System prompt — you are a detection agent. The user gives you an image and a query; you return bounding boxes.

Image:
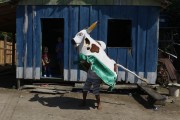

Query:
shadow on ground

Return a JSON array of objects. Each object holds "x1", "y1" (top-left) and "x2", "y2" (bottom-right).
[
  {"x1": 29, "y1": 94, "x2": 97, "y2": 110},
  {"x1": 29, "y1": 88, "x2": 154, "y2": 110},
  {"x1": 132, "y1": 93, "x2": 154, "y2": 109}
]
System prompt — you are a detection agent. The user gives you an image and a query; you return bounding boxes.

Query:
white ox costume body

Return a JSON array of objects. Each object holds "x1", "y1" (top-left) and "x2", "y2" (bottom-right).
[{"x1": 72, "y1": 21, "x2": 118, "y2": 88}]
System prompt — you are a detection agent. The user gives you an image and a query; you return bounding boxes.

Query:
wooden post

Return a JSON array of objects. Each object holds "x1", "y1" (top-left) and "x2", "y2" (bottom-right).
[
  {"x1": 168, "y1": 83, "x2": 180, "y2": 97},
  {"x1": 12, "y1": 33, "x2": 15, "y2": 67},
  {"x1": 4, "y1": 33, "x2": 7, "y2": 65},
  {"x1": 169, "y1": 87, "x2": 179, "y2": 97},
  {"x1": 16, "y1": 79, "x2": 21, "y2": 90}
]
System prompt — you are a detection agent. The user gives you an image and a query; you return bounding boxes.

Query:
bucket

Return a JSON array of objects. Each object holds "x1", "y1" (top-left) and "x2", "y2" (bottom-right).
[{"x1": 169, "y1": 86, "x2": 180, "y2": 97}]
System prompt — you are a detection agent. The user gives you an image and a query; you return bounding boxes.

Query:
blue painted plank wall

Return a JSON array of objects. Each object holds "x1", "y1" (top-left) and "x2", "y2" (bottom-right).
[
  {"x1": 16, "y1": 6, "x2": 24, "y2": 78},
  {"x1": 136, "y1": 6, "x2": 148, "y2": 83},
  {"x1": 16, "y1": 5, "x2": 159, "y2": 84},
  {"x1": 69, "y1": 6, "x2": 79, "y2": 81}
]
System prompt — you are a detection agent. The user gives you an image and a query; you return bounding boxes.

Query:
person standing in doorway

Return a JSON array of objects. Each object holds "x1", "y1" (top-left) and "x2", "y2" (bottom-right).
[
  {"x1": 56, "y1": 37, "x2": 64, "y2": 76},
  {"x1": 42, "y1": 46, "x2": 51, "y2": 77}
]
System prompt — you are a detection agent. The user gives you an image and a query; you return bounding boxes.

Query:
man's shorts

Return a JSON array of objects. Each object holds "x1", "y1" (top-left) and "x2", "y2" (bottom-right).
[{"x1": 83, "y1": 78, "x2": 102, "y2": 95}]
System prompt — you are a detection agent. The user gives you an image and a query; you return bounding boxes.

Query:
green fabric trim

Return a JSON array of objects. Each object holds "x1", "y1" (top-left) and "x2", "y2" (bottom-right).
[{"x1": 79, "y1": 53, "x2": 117, "y2": 87}]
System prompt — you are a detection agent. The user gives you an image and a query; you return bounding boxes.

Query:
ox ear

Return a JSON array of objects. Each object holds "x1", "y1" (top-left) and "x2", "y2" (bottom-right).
[{"x1": 87, "y1": 21, "x2": 98, "y2": 33}]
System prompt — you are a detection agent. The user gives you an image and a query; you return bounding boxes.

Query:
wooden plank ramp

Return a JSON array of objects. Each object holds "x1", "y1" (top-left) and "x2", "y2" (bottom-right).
[{"x1": 137, "y1": 84, "x2": 166, "y2": 106}]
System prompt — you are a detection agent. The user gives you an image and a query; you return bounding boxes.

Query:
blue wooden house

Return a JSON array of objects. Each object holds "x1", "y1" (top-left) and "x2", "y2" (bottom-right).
[{"x1": 16, "y1": 0, "x2": 162, "y2": 84}]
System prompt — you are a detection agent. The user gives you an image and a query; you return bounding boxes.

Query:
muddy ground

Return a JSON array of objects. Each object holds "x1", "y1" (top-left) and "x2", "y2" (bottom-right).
[
  {"x1": 0, "y1": 66, "x2": 180, "y2": 120},
  {"x1": 0, "y1": 84, "x2": 180, "y2": 120}
]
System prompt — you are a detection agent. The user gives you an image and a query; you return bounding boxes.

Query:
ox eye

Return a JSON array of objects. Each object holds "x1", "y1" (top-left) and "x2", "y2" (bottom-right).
[{"x1": 78, "y1": 32, "x2": 83, "y2": 36}]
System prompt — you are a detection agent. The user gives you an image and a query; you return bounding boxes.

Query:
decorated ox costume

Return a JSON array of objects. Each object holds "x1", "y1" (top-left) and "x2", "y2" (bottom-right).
[
  {"x1": 72, "y1": 21, "x2": 148, "y2": 90},
  {"x1": 72, "y1": 21, "x2": 118, "y2": 90}
]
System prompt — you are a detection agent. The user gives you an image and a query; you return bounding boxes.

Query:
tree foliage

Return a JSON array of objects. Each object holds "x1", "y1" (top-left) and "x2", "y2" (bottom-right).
[
  {"x1": 165, "y1": 0, "x2": 180, "y2": 27},
  {"x1": 0, "y1": 32, "x2": 12, "y2": 41}
]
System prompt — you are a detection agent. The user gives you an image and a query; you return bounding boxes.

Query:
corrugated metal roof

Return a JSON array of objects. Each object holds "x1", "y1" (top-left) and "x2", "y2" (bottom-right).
[
  {"x1": 17, "y1": 0, "x2": 163, "y2": 6},
  {"x1": 0, "y1": 0, "x2": 18, "y2": 4}
]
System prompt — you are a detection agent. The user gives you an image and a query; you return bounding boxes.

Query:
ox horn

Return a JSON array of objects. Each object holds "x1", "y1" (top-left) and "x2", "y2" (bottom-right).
[{"x1": 87, "y1": 21, "x2": 98, "y2": 33}]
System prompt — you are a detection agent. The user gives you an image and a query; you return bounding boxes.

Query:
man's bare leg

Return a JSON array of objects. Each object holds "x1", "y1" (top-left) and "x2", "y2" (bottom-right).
[
  {"x1": 80, "y1": 91, "x2": 88, "y2": 106},
  {"x1": 95, "y1": 95, "x2": 102, "y2": 110}
]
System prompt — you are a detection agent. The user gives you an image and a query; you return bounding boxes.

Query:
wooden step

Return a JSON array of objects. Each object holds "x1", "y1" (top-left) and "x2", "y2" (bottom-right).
[{"x1": 137, "y1": 84, "x2": 166, "y2": 105}]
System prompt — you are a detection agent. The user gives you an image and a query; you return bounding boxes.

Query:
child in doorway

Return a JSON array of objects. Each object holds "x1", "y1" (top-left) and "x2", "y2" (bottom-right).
[{"x1": 42, "y1": 46, "x2": 51, "y2": 77}]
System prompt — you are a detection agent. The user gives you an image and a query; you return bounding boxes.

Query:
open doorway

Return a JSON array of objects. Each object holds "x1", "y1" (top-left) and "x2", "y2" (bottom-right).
[{"x1": 41, "y1": 18, "x2": 64, "y2": 78}]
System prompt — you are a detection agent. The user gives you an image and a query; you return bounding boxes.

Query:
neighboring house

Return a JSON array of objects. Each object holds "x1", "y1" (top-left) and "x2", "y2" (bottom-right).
[{"x1": 14, "y1": 0, "x2": 163, "y2": 85}]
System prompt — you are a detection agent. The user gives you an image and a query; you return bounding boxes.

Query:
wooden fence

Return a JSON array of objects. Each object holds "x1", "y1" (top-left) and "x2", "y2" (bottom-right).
[{"x1": 0, "y1": 40, "x2": 16, "y2": 65}]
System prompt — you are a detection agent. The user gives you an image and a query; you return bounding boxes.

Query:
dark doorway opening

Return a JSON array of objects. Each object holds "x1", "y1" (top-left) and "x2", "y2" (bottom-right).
[{"x1": 41, "y1": 18, "x2": 64, "y2": 78}]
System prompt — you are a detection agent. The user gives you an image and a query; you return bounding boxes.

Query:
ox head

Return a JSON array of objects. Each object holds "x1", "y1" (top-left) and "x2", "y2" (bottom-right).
[{"x1": 72, "y1": 21, "x2": 98, "y2": 47}]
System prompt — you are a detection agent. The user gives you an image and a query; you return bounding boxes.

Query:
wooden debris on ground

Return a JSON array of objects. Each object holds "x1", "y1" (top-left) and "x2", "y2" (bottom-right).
[{"x1": 21, "y1": 84, "x2": 72, "y2": 94}]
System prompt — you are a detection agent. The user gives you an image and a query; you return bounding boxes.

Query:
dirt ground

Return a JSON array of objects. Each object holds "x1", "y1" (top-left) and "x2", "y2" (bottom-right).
[{"x1": 0, "y1": 86, "x2": 180, "y2": 120}]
